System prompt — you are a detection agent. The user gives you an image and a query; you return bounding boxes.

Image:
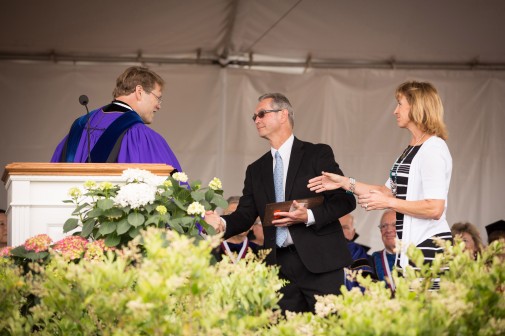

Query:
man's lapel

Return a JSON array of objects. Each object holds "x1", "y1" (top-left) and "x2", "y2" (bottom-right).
[
  {"x1": 285, "y1": 137, "x2": 304, "y2": 200},
  {"x1": 260, "y1": 152, "x2": 276, "y2": 203}
]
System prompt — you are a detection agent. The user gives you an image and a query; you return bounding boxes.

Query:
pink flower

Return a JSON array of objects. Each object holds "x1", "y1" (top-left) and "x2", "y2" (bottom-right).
[
  {"x1": 84, "y1": 239, "x2": 115, "y2": 261},
  {"x1": 0, "y1": 246, "x2": 12, "y2": 257},
  {"x1": 24, "y1": 234, "x2": 53, "y2": 253},
  {"x1": 53, "y1": 236, "x2": 89, "y2": 260}
]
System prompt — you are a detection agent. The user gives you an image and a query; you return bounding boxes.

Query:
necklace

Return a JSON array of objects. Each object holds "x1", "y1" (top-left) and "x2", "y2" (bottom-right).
[{"x1": 390, "y1": 133, "x2": 426, "y2": 197}]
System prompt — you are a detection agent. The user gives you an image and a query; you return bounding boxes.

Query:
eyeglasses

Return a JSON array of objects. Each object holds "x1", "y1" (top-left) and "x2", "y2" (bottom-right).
[
  {"x1": 378, "y1": 223, "x2": 396, "y2": 231},
  {"x1": 149, "y1": 91, "x2": 163, "y2": 105},
  {"x1": 252, "y1": 109, "x2": 281, "y2": 121}
]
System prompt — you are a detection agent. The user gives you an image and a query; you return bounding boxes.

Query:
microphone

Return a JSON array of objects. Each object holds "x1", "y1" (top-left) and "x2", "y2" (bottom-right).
[
  {"x1": 79, "y1": 95, "x2": 89, "y2": 106},
  {"x1": 79, "y1": 95, "x2": 92, "y2": 163}
]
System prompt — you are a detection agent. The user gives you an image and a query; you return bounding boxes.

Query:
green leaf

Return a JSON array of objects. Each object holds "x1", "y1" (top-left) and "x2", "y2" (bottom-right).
[
  {"x1": 72, "y1": 202, "x2": 89, "y2": 215},
  {"x1": 81, "y1": 218, "x2": 96, "y2": 237},
  {"x1": 10, "y1": 246, "x2": 49, "y2": 260},
  {"x1": 62, "y1": 200, "x2": 75, "y2": 204},
  {"x1": 200, "y1": 221, "x2": 216, "y2": 235},
  {"x1": 23, "y1": 251, "x2": 50, "y2": 261},
  {"x1": 99, "y1": 221, "x2": 117, "y2": 235},
  {"x1": 211, "y1": 194, "x2": 228, "y2": 209},
  {"x1": 167, "y1": 219, "x2": 183, "y2": 233},
  {"x1": 116, "y1": 219, "x2": 131, "y2": 235},
  {"x1": 144, "y1": 203, "x2": 155, "y2": 213},
  {"x1": 189, "y1": 226, "x2": 200, "y2": 236},
  {"x1": 63, "y1": 218, "x2": 79, "y2": 233},
  {"x1": 103, "y1": 207, "x2": 123, "y2": 219},
  {"x1": 128, "y1": 212, "x2": 145, "y2": 227},
  {"x1": 176, "y1": 189, "x2": 191, "y2": 201},
  {"x1": 87, "y1": 207, "x2": 104, "y2": 218},
  {"x1": 145, "y1": 215, "x2": 159, "y2": 226},
  {"x1": 173, "y1": 198, "x2": 187, "y2": 211},
  {"x1": 200, "y1": 200, "x2": 211, "y2": 210},
  {"x1": 162, "y1": 189, "x2": 173, "y2": 198},
  {"x1": 190, "y1": 180, "x2": 202, "y2": 190},
  {"x1": 129, "y1": 227, "x2": 141, "y2": 238},
  {"x1": 205, "y1": 189, "x2": 215, "y2": 202},
  {"x1": 97, "y1": 198, "x2": 114, "y2": 210},
  {"x1": 191, "y1": 190, "x2": 206, "y2": 202},
  {"x1": 104, "y1": 233, "x2": 121, "y2": 247}
]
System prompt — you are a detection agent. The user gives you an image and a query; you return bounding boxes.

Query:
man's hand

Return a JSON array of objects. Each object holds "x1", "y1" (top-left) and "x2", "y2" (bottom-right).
[
  {"x1": 205, "y1": 210, "x2": 225, "y2": 233},
  {"x1": 272, "y1": 200, "x2": 308, "y2": 227}
]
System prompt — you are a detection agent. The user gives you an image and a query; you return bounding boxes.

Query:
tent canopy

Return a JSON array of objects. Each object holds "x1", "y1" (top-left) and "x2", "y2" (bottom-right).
[{"x1": 2, "y1": 0, "x2": 505, "y2": 69}]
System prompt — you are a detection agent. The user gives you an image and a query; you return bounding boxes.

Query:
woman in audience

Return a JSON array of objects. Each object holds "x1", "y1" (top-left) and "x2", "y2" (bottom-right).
[{"x1": 451, "y1": 222, "x2": 484, "y2": 259}]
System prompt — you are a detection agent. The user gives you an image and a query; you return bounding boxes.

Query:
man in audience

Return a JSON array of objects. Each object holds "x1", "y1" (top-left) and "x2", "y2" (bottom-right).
[
  {"x1": 339, "y1": 213, "x2": 375, "y2": 290},
  {"x1": 485, "y1": 219, "x2": 505, "y2": 244},
  {"x1": 214, "y1": 196, "x2": 260, "y2": 263},
  {"x1": 372, "y1": 210, "x2": 397, "y2": 289},
  {"x1": 340, "y1": 213, "x2": 371, "y2": 253}
]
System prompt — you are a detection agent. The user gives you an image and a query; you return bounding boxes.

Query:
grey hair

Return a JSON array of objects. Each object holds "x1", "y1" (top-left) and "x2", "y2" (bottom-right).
[
  {"x1": 226, "y1": 196, "x2": 241, "y2": 204},
  {"x1": 258, "y1": 93, "x2": 294, "y2": 128}
]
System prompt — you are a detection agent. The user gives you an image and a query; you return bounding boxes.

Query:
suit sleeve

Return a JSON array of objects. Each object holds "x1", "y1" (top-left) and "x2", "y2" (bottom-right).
[{"x1": 222, "y1": 164, "x2": 259, "y2": 239}]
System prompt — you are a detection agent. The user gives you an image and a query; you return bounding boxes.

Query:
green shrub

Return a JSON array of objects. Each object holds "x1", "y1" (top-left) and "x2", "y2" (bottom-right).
[{"x1": 0, "y1": 231, "x2": 503, "y2": 335}]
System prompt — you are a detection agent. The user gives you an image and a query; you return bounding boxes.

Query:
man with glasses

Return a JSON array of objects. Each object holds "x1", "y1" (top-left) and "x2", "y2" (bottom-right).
[
  {"x1": 372, "y1": 209, "x2": 397, "y2": 290},
  {"x1": 206, "y1": 93, "x2": 355, "y2": 313},
  {"x1": 51, "y1": 66, "x2": 181, "y2": 171}
]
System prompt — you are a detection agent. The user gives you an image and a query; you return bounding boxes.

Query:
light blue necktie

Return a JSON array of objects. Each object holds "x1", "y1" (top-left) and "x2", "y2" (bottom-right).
[{"x1": 274, "y1": 151, "x2": 288, "y2": 247}]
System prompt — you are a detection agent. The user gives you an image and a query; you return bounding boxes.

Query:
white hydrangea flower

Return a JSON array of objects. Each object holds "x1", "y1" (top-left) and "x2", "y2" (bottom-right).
[
  {"x1": 172, "y1": 172, "x2": 189, "y2": 183},
  {"x1": 114, "y1": 183, "x2": 156, "y2": 209},
  {"x1": 121, "y1": 168, "x2": 165, "y2": 187},
  {"x1": 208, "y1": 177, "x2": 222, "y2": 190},
  {"x1": 187, "y1": 202, "x2": 205, "y2": 217}
]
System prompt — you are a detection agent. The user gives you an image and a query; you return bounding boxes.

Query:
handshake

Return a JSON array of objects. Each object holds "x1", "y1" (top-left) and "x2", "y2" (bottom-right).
[{"x1": 204, "y1": 199, "x2": 313, "y2": 234}]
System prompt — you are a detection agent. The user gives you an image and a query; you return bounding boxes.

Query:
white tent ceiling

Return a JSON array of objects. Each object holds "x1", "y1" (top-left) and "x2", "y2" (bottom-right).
[{"x1": 1, "y1": 0, "x2": 505, "y2": 69}]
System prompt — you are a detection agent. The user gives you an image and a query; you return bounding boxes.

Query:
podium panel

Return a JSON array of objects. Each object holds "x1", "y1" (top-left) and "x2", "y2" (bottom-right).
[{"x1": 2, "y1": 163, "x2": 173, "y2": 247}]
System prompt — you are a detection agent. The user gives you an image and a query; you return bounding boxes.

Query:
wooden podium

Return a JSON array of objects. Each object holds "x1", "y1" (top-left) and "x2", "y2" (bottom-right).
[{"x1": 2, "y1": 162, "x2": 173, "y2": 247}]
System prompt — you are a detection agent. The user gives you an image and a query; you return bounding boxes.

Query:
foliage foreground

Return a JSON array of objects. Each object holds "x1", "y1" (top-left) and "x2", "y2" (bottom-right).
[{"x1": 1, "y1": 230, "x2": 504, "y2": 336}]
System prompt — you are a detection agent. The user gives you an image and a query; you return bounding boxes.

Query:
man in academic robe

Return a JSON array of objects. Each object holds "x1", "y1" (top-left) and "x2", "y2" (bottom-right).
[
  {"x1": 206, "y1": 93, "x2": 355, "y2": 313},
  {"x1": 372, "y1": 210, "x2": 397, "y2": 290},
  {"x1": 51, "y1": 66, "x2": 182, "y2": 172}
]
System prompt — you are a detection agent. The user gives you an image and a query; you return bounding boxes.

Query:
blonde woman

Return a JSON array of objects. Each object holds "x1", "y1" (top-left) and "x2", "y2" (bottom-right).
[{"x1": 308, "y1": 81, "x2": 453, "y2": 288}]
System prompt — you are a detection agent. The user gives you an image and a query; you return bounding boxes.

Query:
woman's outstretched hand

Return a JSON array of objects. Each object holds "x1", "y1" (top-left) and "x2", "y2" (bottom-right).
[{"x1": 308, "y1": 171, "x2": 345, "y2": 193}]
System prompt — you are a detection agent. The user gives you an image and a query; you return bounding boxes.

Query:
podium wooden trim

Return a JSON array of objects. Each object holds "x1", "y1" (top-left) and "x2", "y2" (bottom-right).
[
  {"x1": 2, "y1": 162, "x2": 174, "y2": 247},
  {"x1": 2, "y1": 162, "x2": 173, "y2": 183}
]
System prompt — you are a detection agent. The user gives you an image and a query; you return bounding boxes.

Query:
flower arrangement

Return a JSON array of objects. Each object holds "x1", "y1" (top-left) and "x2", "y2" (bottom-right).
[
  {"x1": 63, "y1": 168, "x2": 227, "y2": 247},
  {"x1": 4, "y1": 234, "x2": 114, "y2": 265}
]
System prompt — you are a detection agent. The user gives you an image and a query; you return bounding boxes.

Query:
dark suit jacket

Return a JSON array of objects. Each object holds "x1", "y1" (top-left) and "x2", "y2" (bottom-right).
[{"x1": 223, "y1": 137, "x2": 355, "y2": 273}]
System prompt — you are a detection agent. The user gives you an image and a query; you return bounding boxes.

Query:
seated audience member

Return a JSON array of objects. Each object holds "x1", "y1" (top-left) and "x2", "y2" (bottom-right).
[
  {"x1": 451, "y1": 222, "x2": 484, "y2": 260},
  {"x1": 215, "y1": 197, "x2": 259, "y2": 263},
  {"x1": 372, "y1": 210, "x2": 397, "y2": 289},
  {"x1": 248, "y1": 217, "x2": 264, "y2": 247},
  {"x1": 51, "y1": 66, "x2": 182, "y2": 171},
  {"x1": 0, "y1": 209, "x2": 7, "y2": 248},
  {"x1": 485, "y1": 219, "x2": 505, "y2": 261},
  {"x1": 485, "y1": 220, "x2": 505, "y2": 244},
  {"x1": 340, "y1": 213, "x2": 371, "y2": 253},
  {"x1": 340, "y1": 214, "x2": 375, "y2": 290}
]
